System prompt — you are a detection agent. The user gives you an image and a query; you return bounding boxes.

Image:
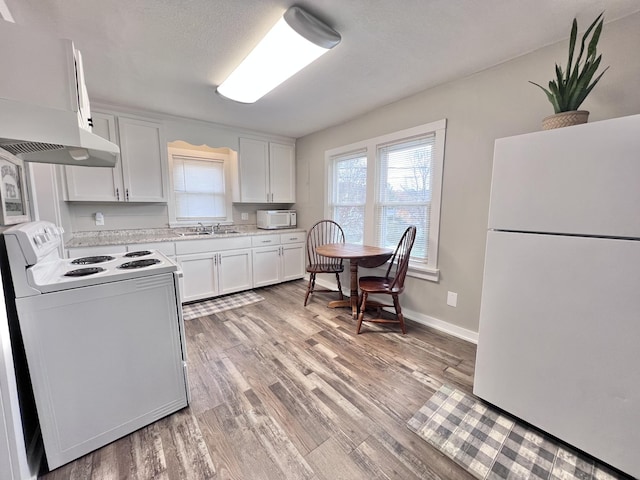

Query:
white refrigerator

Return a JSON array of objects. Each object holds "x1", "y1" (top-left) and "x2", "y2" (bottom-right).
[{"x1": 474, "y1": 114, "x2": 640, "y2": 478}]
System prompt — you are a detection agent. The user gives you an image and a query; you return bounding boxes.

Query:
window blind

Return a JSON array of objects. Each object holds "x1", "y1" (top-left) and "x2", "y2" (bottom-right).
[
  {"x1": 330, "y1": 150, "x2": 367, "y2": 244},
  {"x1": 172, "y1": 155, "x2": 226, "y2": 220},
  {"x1": 375, "y1": 134, "x2": 434, "y2": 260}
]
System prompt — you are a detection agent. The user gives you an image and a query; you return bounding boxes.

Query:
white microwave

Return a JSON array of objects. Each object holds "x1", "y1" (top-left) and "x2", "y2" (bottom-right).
[{"x1": 257, "y1": 210, "x2": 297, "y2": 230}]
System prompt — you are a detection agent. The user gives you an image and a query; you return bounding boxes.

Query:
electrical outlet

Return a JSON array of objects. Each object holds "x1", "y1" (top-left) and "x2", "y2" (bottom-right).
[
  {"x1": 447, "y1": 291, "x2": 458, "y2": 307},
  {"x1": 95, "y1": 212, "x2": 104, "y2": 226},
  {"x1": 241, "y1": 212, "x2": 249, "y2": 220}
]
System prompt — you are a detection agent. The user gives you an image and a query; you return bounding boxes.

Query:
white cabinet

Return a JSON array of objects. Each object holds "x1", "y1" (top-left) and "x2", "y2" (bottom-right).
[
  {"x1": 281, "y1": 242, "x2": 305, "y2": 281},
  {"x1": 238, "y1": 138, "x2": 295, "y2": 203},
  {"x1": 176, "y1": 237, "x2": 253, "y2": 303},
  {"x1": 65, "y1": 113, "x2": 168, "y2": 202},
  {"x1": 252, "y1": 232, "x2": 305, "y2": 287}
]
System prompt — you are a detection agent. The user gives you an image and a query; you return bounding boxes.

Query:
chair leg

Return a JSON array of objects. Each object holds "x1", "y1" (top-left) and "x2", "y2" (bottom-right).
[
  {"x1": 356, "y1": 292, "x2": 368, "y2": 334},
  {"x1": 335, "y1": 272, "x2": 344, "y2": 300},
  {"x1": 304, "y1": 273, "x2": 316, "y2": 306},
  {"x1": 392, "y1": 294, "x2": 406, "y2": 334}
]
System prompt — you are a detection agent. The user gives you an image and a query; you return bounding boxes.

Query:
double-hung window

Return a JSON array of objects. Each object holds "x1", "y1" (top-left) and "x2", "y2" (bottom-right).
[
  {"x1": 168, "y1": 147, "x2": 233, "y2": 226},
  {"x1": 326, "y1": 120, "x2": 446, "y2": 281}
]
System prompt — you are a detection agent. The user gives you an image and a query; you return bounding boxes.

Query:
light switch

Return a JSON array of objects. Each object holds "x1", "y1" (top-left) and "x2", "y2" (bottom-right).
[
  {"x1": 241, "y1": 212, "x2": 249, "y2": 220},
  {"x1": 95, "y1": 212, "x2": 104, "y2": 226},
  {"x1": 447, "y1": 291, "x2": 458, "y2": 307}
]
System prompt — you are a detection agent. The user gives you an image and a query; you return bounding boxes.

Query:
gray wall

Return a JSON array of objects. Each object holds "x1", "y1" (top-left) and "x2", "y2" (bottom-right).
[{"x1": 294, "y1": 12, "x2": 640, "y2": 336}]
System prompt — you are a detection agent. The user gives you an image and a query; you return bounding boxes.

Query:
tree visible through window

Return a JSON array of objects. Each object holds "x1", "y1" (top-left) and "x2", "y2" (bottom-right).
[
  {"x1": 376, "y1": 135, "x2": 434, "y2": 259},
  {"x1": 329, "y1": 150, "x2": 367, "y2": 244}
]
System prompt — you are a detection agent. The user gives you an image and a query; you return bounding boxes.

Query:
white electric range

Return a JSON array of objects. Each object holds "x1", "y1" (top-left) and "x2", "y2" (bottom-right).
[{"x1": 2, "y1": 221, "x2": 189, "y2": 471}]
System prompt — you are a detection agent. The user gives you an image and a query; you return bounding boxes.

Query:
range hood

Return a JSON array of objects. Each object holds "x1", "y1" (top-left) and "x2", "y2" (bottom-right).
[{"x1": 0, "y1": 98, "x2": 119, "y2": 168}]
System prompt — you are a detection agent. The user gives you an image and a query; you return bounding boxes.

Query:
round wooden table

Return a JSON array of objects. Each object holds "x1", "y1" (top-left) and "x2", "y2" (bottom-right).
[{"x1": 315, "y1": 243, "x2": 393, "y2": 319}]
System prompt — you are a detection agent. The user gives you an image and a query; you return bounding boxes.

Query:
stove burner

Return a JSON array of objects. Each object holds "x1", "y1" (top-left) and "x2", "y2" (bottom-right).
[
  {"x1": 71, "y1": 255, "x2": 115, "y2": 265},
  {"x1": 124, "y1": 250, "x2": 152, "y2": 258},
  {"x1": 117, "y1": 259, "x2": 161, "y2": 269},
  {"x1": 64, "y1": 267, "x2": 106, "y2": 277}
]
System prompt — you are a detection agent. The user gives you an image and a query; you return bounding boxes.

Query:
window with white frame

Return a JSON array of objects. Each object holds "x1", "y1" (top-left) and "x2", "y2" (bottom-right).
[
  {"x1": 168, "y1": 147, "x2": 233, "y2": 226},
  {"x1": 326, "y1": 120, "x2": 446, "y2": 281}
]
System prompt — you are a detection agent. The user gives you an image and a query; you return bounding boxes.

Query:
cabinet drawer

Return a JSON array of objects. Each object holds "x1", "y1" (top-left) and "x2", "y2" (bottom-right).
[
  {"x1": 280, "y1": 232, "x2": 305, "y2": 244},
  {"x1": 128, "y1": 242, "x2": 175, "y2": 257},
  {"x1": 251, "y1": 235, "x2": 281, "y2": 247},
  {"x1": 175, "y1": 236, "x2": 251, "y2": 255}
]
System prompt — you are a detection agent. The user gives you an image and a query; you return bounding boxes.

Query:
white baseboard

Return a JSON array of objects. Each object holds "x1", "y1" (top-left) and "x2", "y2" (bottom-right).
[{"x1": 310, "y1": 275, "x2": 478, "y2": 344}]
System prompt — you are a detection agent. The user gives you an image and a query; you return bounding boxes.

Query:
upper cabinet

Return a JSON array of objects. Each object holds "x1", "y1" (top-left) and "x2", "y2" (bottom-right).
[
  {"x1": 238, "y1": 137, "x2": 295, "y2": 203},
  {"x1": 65, "y1": 112, "x2": 168, "y2": 202}
]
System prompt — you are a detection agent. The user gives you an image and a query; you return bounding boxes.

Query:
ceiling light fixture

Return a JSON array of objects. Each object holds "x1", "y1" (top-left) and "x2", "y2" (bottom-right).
[{"x1": 216, "y1": 6, "x2": 341, "y2": 104}]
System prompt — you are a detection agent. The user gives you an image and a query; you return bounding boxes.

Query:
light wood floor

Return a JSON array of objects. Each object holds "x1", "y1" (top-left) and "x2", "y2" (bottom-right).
[{"x1": 41, "y1": 279, "x2": 477, "y2": 480}]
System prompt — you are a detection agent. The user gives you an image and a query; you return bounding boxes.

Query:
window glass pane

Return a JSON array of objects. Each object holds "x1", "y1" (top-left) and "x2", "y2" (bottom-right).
[
  {"x1": 172, "y1": 154, "x2": 226, "y2": 220},
  {"x1": 376, "y1": 134, "x2": 434, "y2": 261},
  {"x1": 330, "y1": 151, "x2": 367, "y2": 243},
  {"x1": 376, "y1": 205, "x2": 429, "y2": 259},
  {"x1": 334, "y1": 206, "x2": 365, "y2": 244},
  {"x1": 334, "y1": 154, "x2": 367, "y2": 204},
  {"x1": 379, "y1": 136, "x2": 433, "y2": 203}
]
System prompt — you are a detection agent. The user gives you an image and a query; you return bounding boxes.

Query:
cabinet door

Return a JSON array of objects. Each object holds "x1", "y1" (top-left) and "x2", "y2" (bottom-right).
[
  {"x1": 64, "y1": 113, "x2": 122, "y2": 201},
  {"x1": 281, "y1": 243, "x2": 305, "y2": 281},
  {"x1": 269, "y1": 142, "x2": 295, "y2": 203},
  {"x1": 177, "y1": 253, "x2": 217, "y2": 302},
  {"x1": 238, "y1": 137, "x2": 269, "y2": 202},
  {"x1": 252, "y1": 245, "x2": 281, "y2": 287},
  {"x1": 217, "y1": 249, "x2": 253, "y2": 295},
  {"x1": 118, "y1": 117, "x2": 167, "y2": 202}
]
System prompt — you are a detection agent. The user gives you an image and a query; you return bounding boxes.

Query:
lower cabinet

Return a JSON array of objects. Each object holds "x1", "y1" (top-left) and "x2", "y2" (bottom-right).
[
  {"x1": 177, "y1": 249, "x2": 252, "y2": 303},
  {"x1": 252, "y1": 232, "x2": 305, "y2": 288}
]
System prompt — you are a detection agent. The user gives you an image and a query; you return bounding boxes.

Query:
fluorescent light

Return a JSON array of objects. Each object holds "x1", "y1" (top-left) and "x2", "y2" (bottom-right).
[{"x1": 217, "y1": 6, "x2": 341, "y2": 103}]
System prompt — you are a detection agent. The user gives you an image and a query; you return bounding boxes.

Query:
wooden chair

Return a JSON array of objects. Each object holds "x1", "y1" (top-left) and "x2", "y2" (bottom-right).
[
  {"x1": 356, "y1": 225, "x2": 417, "y2": 334},
  {"x1": 304, "y1": 220, "x2": 345, "y2": 306}
]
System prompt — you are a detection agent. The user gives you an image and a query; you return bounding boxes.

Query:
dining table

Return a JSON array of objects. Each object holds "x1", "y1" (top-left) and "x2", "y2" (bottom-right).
[{"x1": 315, "y1": 243, "x2": 393, "y2": 319}]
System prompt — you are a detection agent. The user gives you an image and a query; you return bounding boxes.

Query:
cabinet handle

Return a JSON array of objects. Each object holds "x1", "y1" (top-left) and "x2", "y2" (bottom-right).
[
  {"x1": 116, "y1": 188, "x2": 120, "y2": 201},
  {"x1": 126, "y1": 188, "x2": 130, "y2": 201}
]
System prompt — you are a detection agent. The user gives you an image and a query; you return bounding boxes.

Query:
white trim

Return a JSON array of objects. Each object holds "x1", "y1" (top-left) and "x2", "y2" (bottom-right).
[{"x1": 310, "y1": 275, "x2": 477, "y2": 344}]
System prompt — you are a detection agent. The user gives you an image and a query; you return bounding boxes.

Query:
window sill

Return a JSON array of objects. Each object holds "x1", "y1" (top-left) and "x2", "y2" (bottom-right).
[
  {"x1": 407, "y1": 263, "x2": 439, "y2": 282},
  {"x1": 360, "y1": 262, "x2": 439, "y2": 283}
]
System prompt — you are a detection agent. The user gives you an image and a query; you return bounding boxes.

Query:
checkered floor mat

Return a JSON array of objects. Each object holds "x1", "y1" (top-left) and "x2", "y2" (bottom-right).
[
  {"x1": 407, "y1": 385, "x2": 630, "y2": 480},
  {"x1": 182, "y1": 291, "x2": 264, "y2": 320}
]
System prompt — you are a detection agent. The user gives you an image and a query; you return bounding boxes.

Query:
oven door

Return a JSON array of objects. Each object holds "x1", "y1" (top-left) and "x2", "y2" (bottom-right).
[{"x1": 15, "y1": 272, "x2": 188, "y2": 469}]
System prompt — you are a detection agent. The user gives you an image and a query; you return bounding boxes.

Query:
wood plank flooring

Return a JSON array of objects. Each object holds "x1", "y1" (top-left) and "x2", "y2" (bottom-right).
[{"x1": 41, "y1": 280, "x2": 477, "y2": 480}]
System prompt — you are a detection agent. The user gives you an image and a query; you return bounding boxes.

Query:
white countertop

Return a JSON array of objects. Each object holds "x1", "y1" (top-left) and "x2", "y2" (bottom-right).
[{"x1": 65, "y1": 226, "x2": 306, "y2": 248}]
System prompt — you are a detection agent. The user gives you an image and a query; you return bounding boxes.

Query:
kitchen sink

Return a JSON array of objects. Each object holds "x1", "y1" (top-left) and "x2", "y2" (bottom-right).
[
  {"x1": 177, "y1": 231, "x2": 213, "y2": 236},
  {"x1": 177, "y1": 230, "x2": 240, "y2": 237}
]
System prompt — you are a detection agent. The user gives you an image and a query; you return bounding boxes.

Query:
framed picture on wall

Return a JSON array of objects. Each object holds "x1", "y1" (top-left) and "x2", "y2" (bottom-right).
[{"x1": 0, "y1": 148, "x2": 30, "y2": 225}]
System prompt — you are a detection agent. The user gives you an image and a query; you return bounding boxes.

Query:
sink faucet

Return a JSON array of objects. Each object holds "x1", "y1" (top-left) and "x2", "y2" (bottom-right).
[{"x1": 197, "y1": 222, "x2": 206, "y2": 232}]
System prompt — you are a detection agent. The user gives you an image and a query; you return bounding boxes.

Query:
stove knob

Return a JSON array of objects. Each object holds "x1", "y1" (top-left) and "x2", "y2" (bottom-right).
[{"x1": 33, "y1": 236, "x2": 42, "y2": 246}]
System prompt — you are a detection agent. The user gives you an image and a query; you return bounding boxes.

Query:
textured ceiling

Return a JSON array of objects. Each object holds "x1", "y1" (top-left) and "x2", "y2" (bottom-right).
[{"x1": 6, "y1": 0, "x2": 640, "y2": 138}]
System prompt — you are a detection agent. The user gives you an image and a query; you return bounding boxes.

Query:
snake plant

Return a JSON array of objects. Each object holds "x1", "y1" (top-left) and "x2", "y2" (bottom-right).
[{"x1": 530, "y1": 13, "x2": 608, "y2": 113}]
